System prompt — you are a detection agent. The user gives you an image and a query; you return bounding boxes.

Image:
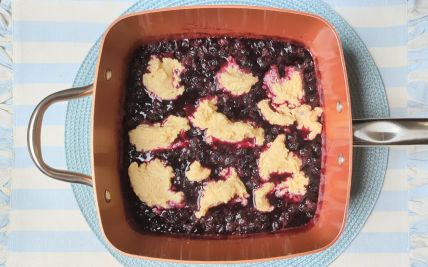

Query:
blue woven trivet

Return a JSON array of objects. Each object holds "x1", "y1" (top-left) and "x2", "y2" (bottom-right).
[{"x1": 65, "y1": 0, "x2": 389, "y2": 266}]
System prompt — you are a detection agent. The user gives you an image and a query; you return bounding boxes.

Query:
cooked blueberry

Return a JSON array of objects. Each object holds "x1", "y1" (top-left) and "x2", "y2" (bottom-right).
[{"x1": 286, "y1": 132, "x2": 301, "y2": 151}]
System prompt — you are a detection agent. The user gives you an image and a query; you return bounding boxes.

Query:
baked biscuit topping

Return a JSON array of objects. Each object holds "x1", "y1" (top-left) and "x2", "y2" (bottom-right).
[
  {"x1": 186, "y1": 161, "x2": 211, "y2": 182},
  {"x1": 128, "y1": 159, "x2": 184, "y2": 209},
  {"x1": 257, "y1": 99, "x2": 295, "y2": 127},
  {"x1": 216, "y1": 58, "x2": 258, "y2": 96},
  {"x1": 263, "y1": 66, "x2": 304, "y2": 107},
  {"x1": 129, "y1": 115, "x2": 190, "y2": 152},
  {"x1": 195, "y1": 168, "x2": 248, "y2": 218},
  {"x1": 142, "y1": 56, "x2": 185, "y2": 100},
  {"x1": 292, "y1": 104, "x2": 323, "y2": 140},
  {"x1": 258, "y1": 134, "x2": 302, "y2": 181},
  {"x1": 190, "y1": 97, "x2": 264, "y2": 146},
  {"x1": 254, "y1": 182, "x2": 275, "y2": 212}
]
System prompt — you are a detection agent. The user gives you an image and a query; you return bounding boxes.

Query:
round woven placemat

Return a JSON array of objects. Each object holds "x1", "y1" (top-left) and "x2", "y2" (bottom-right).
[{"x1": 65, "y1": 0, "x2": 389, "y2": 266}]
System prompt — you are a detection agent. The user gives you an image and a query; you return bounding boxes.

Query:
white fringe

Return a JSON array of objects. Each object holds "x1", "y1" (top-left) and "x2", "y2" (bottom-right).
[
  {"x1": 408, "y1": 0, "x2": 428, "y2": 265},
  {"x1": 408, "y1": 0, "x2": 428, "y2": 117},
  {"x1": 0, "y1": 0, "x2": 11, "y2": 265},
  {"x1": 408, "y1": 147, "x2": 428, "y2": 266}
]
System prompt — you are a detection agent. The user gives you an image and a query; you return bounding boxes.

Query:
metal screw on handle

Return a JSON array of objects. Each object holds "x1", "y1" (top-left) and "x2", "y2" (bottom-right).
[{"x1": 27, "y1": 84, "x2": 94, "y2": 186}]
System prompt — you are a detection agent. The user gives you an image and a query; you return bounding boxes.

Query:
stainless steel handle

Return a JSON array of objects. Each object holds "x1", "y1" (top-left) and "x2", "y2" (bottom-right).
[
  {"x1": 353, "y1": 118, "x2": 428, "y2": 146},
  {"x1": 27, "y1": 84, "x2": 94, "y2": 186}
]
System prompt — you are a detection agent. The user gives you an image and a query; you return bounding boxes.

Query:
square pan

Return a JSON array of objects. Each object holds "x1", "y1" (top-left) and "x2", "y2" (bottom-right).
[{"x1": 91, "y1": 5, "x2": 352, "y2": 263}]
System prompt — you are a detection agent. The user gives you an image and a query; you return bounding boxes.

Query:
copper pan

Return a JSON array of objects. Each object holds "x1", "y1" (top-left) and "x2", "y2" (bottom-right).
[{"x1": 27, "y1": 6, "x2": 428, "y2": 263}]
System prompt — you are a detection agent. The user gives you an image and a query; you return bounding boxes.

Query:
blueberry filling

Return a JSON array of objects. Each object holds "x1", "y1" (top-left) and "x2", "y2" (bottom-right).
[{"x1": 122, "y1": 37, "x2": 322, "y2": 236}]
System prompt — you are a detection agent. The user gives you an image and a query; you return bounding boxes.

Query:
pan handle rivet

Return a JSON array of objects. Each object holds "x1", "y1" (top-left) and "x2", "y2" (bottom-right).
[
  {"x1": 336, "y1": 101, "x2": 343, "y2": 113},
  {"x1": 104, "y1": 190, "x2": 111, "y2": 203},
  {"x1": 337, "y1": 154, "x2": 345, "y2": 166},
  {"x1": 105, "y1": 69, "x2": 112, "y2": 81}
]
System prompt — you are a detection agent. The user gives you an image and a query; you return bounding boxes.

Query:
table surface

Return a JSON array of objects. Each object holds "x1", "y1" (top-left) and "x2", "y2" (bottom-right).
[{"x1": 4, "y1": 0, "x2": 428, "y2": 266}]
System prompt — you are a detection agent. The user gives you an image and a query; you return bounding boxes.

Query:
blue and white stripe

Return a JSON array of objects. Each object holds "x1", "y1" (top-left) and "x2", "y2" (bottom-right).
[{"x1": 6, "y1": 0, "x2": 426, "y2": 266}]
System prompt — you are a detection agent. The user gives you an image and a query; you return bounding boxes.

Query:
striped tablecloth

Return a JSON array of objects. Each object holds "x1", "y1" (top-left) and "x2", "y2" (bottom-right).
[{"x1": 2, "y1": 0, "x2": 427, "y2": 266}]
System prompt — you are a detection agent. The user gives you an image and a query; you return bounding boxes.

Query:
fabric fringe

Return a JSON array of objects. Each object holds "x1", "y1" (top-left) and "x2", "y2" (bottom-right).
[
  {"x1": 408, "y1": 1, "x2": 428, "y2": 266},
  {"x1": 0, "y1": 0, "x2": 11, "y2": 265},
  {"x1": 408, "y1": 0, "x2": 428, "y2": 117},
  {"x1": 408, "y1": 147, "x2": 428, "y2": 266}
]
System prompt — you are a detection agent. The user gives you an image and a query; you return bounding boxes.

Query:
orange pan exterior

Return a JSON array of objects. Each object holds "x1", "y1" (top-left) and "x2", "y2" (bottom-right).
[{"x1": 90, "y1": 6, "x2": 352, "y2": 263}]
